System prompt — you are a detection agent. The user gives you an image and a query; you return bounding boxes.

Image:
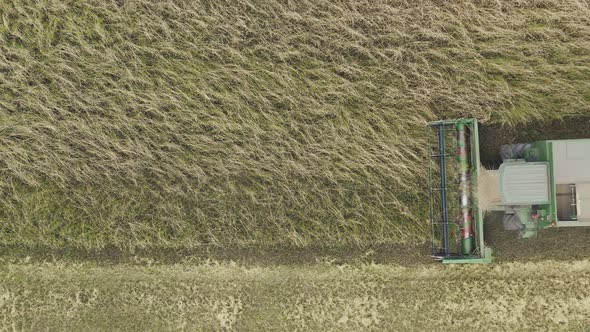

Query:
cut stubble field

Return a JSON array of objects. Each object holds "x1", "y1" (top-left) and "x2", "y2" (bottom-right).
[
  {"x1": 2, "y1": 213, "x2": 590, "y2": 331},
  {"x1": 1, "y1": 257, "x2": 590, "y2": 331}
]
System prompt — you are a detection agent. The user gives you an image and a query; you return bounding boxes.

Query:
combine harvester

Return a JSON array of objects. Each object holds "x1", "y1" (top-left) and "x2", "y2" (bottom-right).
[{"x1": 427, "y1": 119, "x2": 590, "y2": 264}]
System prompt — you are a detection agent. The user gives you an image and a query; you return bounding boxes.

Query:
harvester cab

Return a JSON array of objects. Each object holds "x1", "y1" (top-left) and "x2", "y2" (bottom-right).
[{"x1": 427, "y1": 118, "x2": 590, "y2": 264}]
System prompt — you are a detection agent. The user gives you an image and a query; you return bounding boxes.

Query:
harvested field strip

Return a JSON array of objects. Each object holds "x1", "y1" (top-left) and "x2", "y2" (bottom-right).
[{"x1": 1, "y1": 259, "x2": 589, "y2": 331}]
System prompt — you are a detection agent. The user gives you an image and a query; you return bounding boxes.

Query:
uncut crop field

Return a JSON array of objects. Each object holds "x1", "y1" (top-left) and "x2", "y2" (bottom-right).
[{"x1": 1, "y1": 0, "x2": 590, "y2": 250}]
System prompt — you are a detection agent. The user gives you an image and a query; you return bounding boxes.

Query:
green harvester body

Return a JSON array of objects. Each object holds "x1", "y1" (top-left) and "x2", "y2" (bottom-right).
[{"x1": 428, "y1": 118, "x2": 590, "y2": 264}]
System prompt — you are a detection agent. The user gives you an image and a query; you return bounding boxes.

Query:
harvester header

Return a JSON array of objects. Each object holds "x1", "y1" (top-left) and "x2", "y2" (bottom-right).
[{"x1": 427, "y1": 119, "x2": 492, "y2": 264}]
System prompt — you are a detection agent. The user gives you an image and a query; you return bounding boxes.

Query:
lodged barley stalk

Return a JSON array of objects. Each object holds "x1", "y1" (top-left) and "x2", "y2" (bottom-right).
[{"x1": 0, "y1": 0, "x2": 589, "y2": 249}]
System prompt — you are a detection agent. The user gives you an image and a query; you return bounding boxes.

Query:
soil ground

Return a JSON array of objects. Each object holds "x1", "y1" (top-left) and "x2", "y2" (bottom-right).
[
  {"x1": 485, "y1": 211, "x2": 590, "y2": 262},
  {"x1": 479, "y1": 116, "x2": 590, "y2": 168}
]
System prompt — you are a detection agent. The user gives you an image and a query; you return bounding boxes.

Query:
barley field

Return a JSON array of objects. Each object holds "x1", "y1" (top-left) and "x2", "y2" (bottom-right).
[
  {"x1": 1, "y1": 0, "x2": 589, "y2": 249},
  {"x1": 1, "y1": 0, "x2": 590, "y2": 330}
]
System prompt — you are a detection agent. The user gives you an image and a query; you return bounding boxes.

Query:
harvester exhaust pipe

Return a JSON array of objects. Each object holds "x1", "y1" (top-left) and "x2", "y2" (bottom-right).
[{"x1": 456, "y1": 122, "x2": 474, "y2": 255}]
